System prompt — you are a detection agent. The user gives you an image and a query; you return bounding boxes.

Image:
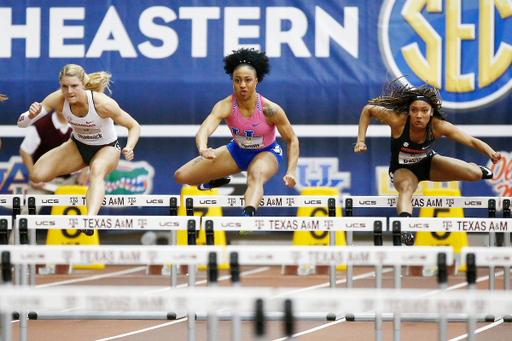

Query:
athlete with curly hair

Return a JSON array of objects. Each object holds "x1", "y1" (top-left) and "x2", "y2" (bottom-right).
[
  {"x1": 174, "y1": 48, "x2": 299, "y2": 218},
  {"x1": 17, "y1": 64, "x2": 140, "y2": 233},
  {"x1": 355, "y1": 77, "x2": 501, "y2": 245}
]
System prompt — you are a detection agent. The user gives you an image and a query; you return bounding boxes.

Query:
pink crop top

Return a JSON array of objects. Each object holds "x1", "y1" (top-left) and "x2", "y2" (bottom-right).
[{"x1": 225, "y1": 93, "x2": 276, "y2": 149}]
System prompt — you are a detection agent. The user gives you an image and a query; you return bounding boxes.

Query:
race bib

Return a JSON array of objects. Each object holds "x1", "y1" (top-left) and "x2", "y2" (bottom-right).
[
  {"x1": 398, "y1": 151, "x2": 427, "y2": 165},
  {"x1": 235, "y1": 135, "x2": 264, "y2": 149}
]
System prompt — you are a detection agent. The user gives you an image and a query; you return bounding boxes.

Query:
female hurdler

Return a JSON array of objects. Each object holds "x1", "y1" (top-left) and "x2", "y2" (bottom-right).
[
  {"x1": 17, "y1": 64, "x2": 140, "y2": 235},
  {"x1": 174, "y1": 48, "x2": 299, "y2": 217},
  {"x1": 355, "y1": 78, "x2": 501, "y2": 245}
]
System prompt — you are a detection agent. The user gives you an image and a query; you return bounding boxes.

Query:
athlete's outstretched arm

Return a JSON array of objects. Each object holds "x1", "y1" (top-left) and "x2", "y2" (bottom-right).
[
  {"x1": 195, "y1": 97, "x2": 231, "y2": 159},
  {"x1": 17, "y1": 90, "x2": 63, "y2": 128},
  {"x1": 355, "y1": 104, "x2": 398, "y2": 153},
  {"x1": 95, "y1": 92, "x2": 140, "y2": 161},
  {"x1": 266, "y1": 100, "x2": 299, "y2": 188},
  {"x1": 435, "y1": 120, "x2": 501, "y2": 164}
]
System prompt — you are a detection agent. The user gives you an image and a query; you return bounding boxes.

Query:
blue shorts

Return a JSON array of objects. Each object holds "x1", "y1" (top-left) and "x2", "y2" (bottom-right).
[{"x1": 226, "y1": 140, "x2": 283, "y2": 171}]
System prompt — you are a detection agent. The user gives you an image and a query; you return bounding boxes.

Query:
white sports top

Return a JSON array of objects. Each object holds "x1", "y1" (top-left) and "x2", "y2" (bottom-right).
[{"x1": 62, "y1": 90, "x2": 117, "y2": 146}]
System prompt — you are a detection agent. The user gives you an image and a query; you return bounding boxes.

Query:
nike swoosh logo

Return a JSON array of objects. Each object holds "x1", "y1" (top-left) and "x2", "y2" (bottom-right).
[
  {"x1": 421, "y1": 146, "x2": 429, "y2": 150},
  {"x1": 252, "y1": 123, "x2": 261, "y2": 127},
  {"x1": 86, "y1": 121, "x2": 94, "y2": 124}
]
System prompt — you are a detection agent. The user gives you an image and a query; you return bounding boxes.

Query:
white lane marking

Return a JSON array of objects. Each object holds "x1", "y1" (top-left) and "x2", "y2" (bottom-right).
[
  {"x1": 93, "y1": 319, "x2": 187, "y2": 341},
  {"x1": 35, "y1": 266, "x2": 147, "y2": 288},
  {"x1": 269, "y1": 270, "x2": 507, "y2": 340},
  {"x1": 91, "y1": 268, "x2": 384, "y2": 340},
  {"x1": 448, "y1": 319, "x2": 504, "y2": 341}
]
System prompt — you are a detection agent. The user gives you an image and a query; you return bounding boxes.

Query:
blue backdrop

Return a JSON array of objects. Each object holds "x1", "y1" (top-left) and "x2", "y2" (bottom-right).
[{"x1": 1, "y1": 0, "x2": 511, "y2": 217}]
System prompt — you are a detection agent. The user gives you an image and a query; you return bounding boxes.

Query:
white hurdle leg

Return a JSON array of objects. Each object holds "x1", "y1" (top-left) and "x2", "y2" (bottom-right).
[
  {"x1": 188, "y1": 262, "x2": 196, "y2": 341},
  {"x1": 393, "y1": 265, "x2": 401, "y2": 341},
  {"x1": 505, "y1": 233, "x2": 511, "y2": 291},
  {"x1": 375, "y1": 264, "x2": 383, "y2": 341}
]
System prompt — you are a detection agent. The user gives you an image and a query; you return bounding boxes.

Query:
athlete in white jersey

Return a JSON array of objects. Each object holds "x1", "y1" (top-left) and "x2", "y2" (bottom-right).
[
  {"x1": 17, "y1": 64, "x2": 140, "y2": 228},
  {"x1": 62, "y1": 90, "x2": 117, "y2": 146}
]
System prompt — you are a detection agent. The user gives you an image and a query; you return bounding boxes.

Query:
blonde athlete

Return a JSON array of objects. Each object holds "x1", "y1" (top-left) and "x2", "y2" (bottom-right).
[{"x1": 17, "y1": 64, "x2": 140, "y2": 234}]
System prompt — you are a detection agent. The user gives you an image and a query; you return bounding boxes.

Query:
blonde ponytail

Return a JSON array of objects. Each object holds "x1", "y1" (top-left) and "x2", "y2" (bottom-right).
[
  {"x1": 84, "y1": 71, "x2": 112, "y2": 94},
  {"x1": 59, "y1": 64, "x2": 112, "y2": 94},
  {"x1": 0, "y1": 94, "x2": 7, "y2": 102}
]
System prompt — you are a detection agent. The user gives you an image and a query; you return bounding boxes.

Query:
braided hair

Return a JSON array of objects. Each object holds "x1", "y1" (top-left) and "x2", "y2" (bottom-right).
[
  {"x1": 369, "y1": 76, "x2": 445, "y2": 140},
  {"x1": 223, "y1": 48, "x2": 271, "y2": 82}
]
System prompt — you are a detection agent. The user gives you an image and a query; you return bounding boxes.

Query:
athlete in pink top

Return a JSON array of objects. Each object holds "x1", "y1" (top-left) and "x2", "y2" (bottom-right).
[
  {"x1": 226, "y1": 93, "x2": 276, "y2": 149},
  {"x1": 175, "y1": 48, "x2": 300, "y2": 219}
]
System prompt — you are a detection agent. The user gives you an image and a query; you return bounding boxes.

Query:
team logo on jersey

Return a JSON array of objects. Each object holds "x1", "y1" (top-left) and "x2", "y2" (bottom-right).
[
  {"x1": 379, "y1": 0, "x2": 512, "y2": 110},
  {"x1": 295, "y1": 157, "x2": 351, "y2": 194}
]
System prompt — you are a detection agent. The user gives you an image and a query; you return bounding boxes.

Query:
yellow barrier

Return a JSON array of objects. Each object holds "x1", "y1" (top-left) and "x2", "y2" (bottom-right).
[
  {"x1": 289, "y1": 187, "x2": 345, "y2": 274},
  {"x1": 416, "y1": 188, "x2": 468, "y2": 272},
  {"x1": 46, "y1": 185, "x2": 104, "y2": 270},
  {"x1": 178, "y1": 185, "x2": 228, "y2": 270}
]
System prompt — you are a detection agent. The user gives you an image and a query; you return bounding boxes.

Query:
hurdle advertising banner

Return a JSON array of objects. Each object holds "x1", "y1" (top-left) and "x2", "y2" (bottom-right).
[{"x1": 1, "y1": 0, "x2": 511, "y2": 215}]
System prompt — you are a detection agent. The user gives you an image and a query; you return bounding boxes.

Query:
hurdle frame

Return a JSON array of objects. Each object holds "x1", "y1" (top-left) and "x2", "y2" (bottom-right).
[{"x1": 22, "y1": 194, "x2": 179, "y2": 282}]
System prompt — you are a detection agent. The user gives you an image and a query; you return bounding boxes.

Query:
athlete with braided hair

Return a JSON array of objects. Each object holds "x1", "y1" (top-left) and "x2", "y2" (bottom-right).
[
  {"x1": 175, "y1": 48, "x2": 299, "y2": 218},
  {"x1": 355, "y1": 77, "x2": 501, "y2": 245},
  {"x1": 17, "y1": 64, "x2": 140, "y2": 233}
]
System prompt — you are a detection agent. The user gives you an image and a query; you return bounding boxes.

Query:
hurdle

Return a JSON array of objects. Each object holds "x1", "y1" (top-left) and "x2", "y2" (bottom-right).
[
  {"x1": 225, "y1": 244, "x2": 453, "y2": 341},
  {"x1": 393, "y1": 216, "x2": 512, "y2": 291},
  {"x1": 0, "y1": 195, "x2": 22, "y2": 288},
  {"x1": 345, "y1": 195, "x2": 500, "y2": 274},
  {"x1": 203, "y1": 216, "x2": 384, "y2": 287},
  {"x1": 17, "y1": 213, "x2": 196, "y2": 285},
  {"x1": 22, "y1": 194, "x2": 180, "y2": 279},
  {"x1": 460, "y1": 247, "x2": 512, "y2": 341},
  {"x1": 0, "y1": 243, "x2": 220, "y2": 341},
  {"x1": 0, "y1": 285, "x2": 511, "y2": 341},
  {"x1": 12, "y1": 214, "x2": 199, "y2": 341}
]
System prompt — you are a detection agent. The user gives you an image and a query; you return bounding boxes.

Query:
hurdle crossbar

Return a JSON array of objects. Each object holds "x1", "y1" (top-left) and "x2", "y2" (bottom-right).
[
  {"x1": 344, "y1": 195, "x2": 497, "y2": 209},
  {"x1": 390, "y1": 217, "x2": 512, "y2": 232},
  {"x1": 25, "y1": 194, "x2": 180, "y2": 207},
  {"x1": 0, "y1": 245, "x2": 222, "y2": 266},
  {"x1": 17, "y1": 215, "x2": 199, "y2": 231},
  {"x1": 183, "y1": 195, "x2": 338, "y2": 208},
  {"x1": 203, "y1": 216, "x2": 384, "y2": 232}
]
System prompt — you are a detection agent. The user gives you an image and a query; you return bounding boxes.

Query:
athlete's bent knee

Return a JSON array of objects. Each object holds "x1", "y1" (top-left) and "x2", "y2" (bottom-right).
[{"x1": 174, "y1": 169, "x2": 187, "y2": 185}]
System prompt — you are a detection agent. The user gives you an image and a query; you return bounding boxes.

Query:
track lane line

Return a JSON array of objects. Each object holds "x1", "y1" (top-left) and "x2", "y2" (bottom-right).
[{"x1": 269, "y1": 270, "x2": 506, "y2": 340}]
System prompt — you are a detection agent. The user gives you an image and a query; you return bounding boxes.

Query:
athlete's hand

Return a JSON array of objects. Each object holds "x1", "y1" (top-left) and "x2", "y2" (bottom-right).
[
  {"x1": 490, "y1": 151, "x2": 501, "y2": 164},
  {"x1": 31, "y1": 181, "x2": 46, "y2": 190},
  {"x1": 199, "y1": 147, "x2": 216, "y2": 159},
  {"x1": 354, "y1": 141, "x2": 367, "y2": 153},
  {"x1": 123, "y1": 147, "x2": 134, "y2": 161},
  {"x1": 283, "y1": 173, "x2": 296, "y2": 188},
  {"x1": 28, "y1": 102, "x2": 43, "y2": 119}
]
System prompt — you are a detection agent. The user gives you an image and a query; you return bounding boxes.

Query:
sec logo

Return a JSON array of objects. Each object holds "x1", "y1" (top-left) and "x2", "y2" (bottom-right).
[{"x1": 379, "y1": 0, "x2": 512, "y2": 110}]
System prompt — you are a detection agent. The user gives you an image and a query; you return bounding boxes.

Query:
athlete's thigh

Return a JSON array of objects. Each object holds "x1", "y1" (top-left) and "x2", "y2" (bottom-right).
[
  {"x1": 392, "y1": 168, "x2": 419, "y2": 193},
  {"x1": 89, "y1": 146, "x2": 121, "y2": 176},
  {"x1": 429, "y1": 154, "x2": 473, "y2": 181},
  {"x1": 179, "y1": 146, "x2": 241, "y2": 180},
  {"x1": 34, "y1": 139, "x2": 86, "y2": 176},
  {"x1": 247, "y1": 151, "x2": 279, "y2": 182}
]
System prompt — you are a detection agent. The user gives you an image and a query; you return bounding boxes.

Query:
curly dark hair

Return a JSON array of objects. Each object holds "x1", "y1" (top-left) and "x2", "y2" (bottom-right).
[
  {"x1": 223, "y1": 48, "x2": 271, "y2": 82},
  {"x1": 369, "y1": 76, "x2": 445, "y2": 140}
]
